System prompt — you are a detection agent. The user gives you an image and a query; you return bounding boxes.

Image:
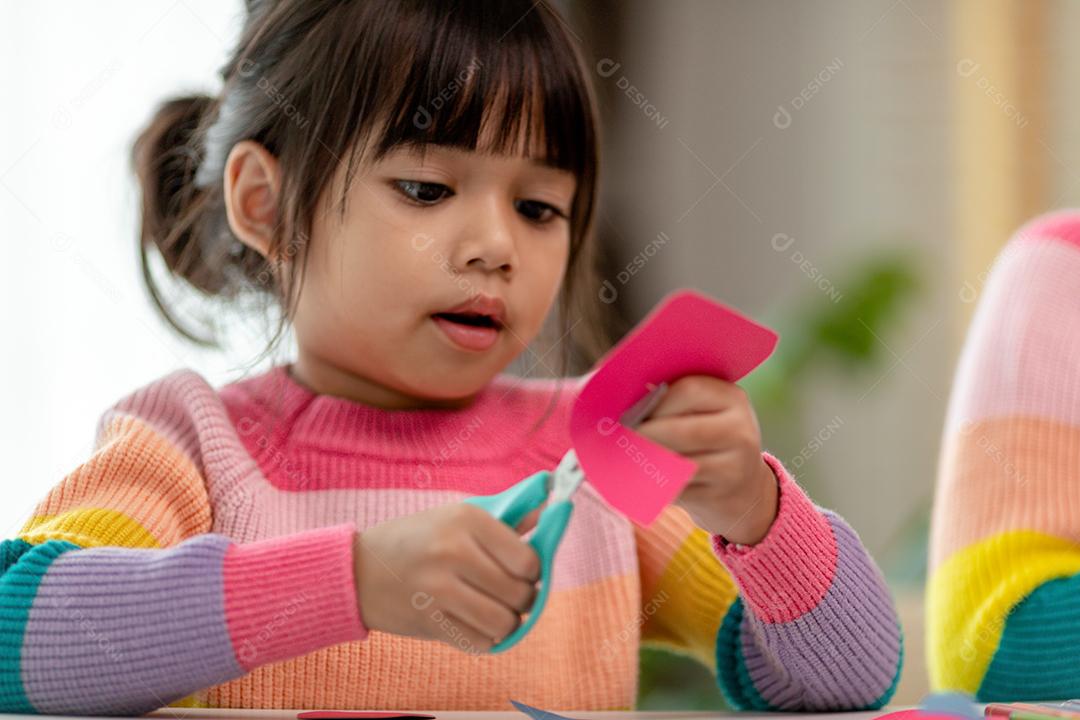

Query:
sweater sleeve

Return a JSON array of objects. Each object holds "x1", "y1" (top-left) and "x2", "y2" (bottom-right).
[
  {"x1": 0, "y1": 371, "x2": 366, "y2": 716},
  {"x1": 928, "y1": 210, "x2": 1080, "y2": 700},
  {"x1": 634, "y1": 451, "x2": 902, "y2": 711}
]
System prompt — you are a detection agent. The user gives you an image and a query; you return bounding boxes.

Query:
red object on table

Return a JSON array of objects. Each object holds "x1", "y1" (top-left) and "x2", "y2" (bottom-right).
[
  {"x1": 297, "y1": 712, "x2": 436, "y2": 719},
  {"x1": 875, "y1": 712, "x2": 973, "y2": 720}
]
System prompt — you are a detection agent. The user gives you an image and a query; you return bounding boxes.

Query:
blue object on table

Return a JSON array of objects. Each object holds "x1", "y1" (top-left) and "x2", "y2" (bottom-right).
[
  {"x1": 920, "y1": 692, "x2": 981, "y2": 719},
  {"x1": 509, "y1": 699, "x2": 579, "y2": 720},
  {"x1": 465, "y1": 381, "x2": 669, "y2": 653}
]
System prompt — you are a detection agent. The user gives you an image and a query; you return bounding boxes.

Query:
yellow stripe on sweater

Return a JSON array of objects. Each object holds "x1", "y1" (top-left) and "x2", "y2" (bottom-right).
[
  {"x1": 927, "y1": 529, "x2": 1080, "y2": 692},
  {"x1": 167, "y1": 692, "x2": 209, "y2": 708},
  {"x1": 641, "y1": 526, "x2": 739, "y2": 669},
  {"x1": 18, "y1": 507, "x2": 160, "y2": 549}
]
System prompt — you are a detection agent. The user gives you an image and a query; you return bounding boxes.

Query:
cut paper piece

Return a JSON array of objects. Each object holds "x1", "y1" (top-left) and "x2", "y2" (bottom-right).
[
  {"x1": 297, "y1": 713, "x2": 436, "y2": 719},
  {"x1": 509, "y1": 699, "x2": 581, "y2": 720},
  {"x1": 570, "y1": 288, "x2": 778, "y2": 526}
]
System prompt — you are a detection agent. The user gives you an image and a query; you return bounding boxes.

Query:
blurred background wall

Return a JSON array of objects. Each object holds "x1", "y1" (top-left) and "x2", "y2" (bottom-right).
[
  {"x1": 2, "y1": 0, "x2": 1077, "y2": 708},
  {"x1": 563, "y1": 0, "x2": 1075, "y2": 705}
]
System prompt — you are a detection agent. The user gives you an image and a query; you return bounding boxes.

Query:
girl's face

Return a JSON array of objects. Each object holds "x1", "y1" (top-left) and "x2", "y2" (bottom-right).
[{"x1": 286, "y1": 140, "x2": 577, "y2": 409}]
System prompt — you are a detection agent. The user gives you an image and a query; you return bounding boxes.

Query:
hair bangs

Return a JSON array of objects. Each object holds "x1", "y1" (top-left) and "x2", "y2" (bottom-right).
[{"x1": 352, "y1": 0, "x2": 592, "y2": 180}]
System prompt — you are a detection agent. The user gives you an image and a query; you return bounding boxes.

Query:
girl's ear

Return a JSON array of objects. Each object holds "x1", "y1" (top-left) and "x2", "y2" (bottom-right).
[{"x1": 223, "y1": 139, "x2": 282, "y2": 259}]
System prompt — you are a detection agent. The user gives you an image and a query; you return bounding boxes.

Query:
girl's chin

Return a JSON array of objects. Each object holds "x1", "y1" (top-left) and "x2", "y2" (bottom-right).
[
  {"x1": 405, "y1": 361, "x2": 503, "y2": 405},
  {"x1": 406, "y1": 382, "x2": 489, "y2": 409}
]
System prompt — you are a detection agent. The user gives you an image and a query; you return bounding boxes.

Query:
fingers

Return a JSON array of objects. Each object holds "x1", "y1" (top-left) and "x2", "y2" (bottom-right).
[
  {"x1": 417, "y1": 503, "x2": 543, "y2": 654},
  {"x1": 645, "y1": 375, "x2": 744, "y2": 419},
  {"x1": 458, "y1": 535, "x2": 538, "y2": 613},
  {"x1": 439, "y1": 580, "x2": 523, "y2": 645},
  {"x1": 637, "y1": 410, "x2": 748, "y2": 455},
  {"x1": 470, "y1": 508, "x2": 542, "y2": 582},
  {"x1": 515, "y1": 507, "x2": 541, "y2": 534},
  {"x1": 426, "y1": 609, "x2": 496, "y2": 654}
]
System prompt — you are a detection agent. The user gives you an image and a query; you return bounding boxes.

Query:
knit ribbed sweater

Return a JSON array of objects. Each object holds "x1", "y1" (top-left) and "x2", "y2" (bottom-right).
[
  {"x1": 0, "y1": 363, "x2": 901, "y2": 714},
  {"x1": 929, "y1": 209, "x2": 1080, "y2": 699}
]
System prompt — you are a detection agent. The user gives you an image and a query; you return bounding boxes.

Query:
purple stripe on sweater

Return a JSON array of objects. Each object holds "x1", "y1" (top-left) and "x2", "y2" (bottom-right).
[
  {"x1": 21, "y1": 534, "x2": 245, "y2": 715},
  {"x1": 739, "y1": 512, "x2": 901, "y2": 710}
]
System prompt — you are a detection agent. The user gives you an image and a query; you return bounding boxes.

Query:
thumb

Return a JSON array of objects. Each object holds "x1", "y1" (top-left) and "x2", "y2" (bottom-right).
[{"x1": 515, "y1": 507, "x2": 542, "y2": 534}]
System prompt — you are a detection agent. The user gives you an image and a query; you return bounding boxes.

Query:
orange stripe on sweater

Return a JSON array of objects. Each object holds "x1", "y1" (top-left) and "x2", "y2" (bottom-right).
[
  {"x1": 205, "y1": 573, "x2": 641, "y2": 712},
  {"x1": 931, "y1": 415, "x2": 1080, "y2": 568},
  {"x1": 636, "y1": 503, "x2": 696, "y2": 600},
  {"x1": 20, "y1": 414, "x2": 211, "y2": 547}
]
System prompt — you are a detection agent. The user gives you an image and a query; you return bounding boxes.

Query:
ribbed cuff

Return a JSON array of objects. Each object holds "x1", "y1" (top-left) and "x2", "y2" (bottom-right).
[
  {"x1": 222, "y1": 522, "x2": 366, "y2": 671},
  {"x1": 711, "y1": 452, "x2": 838, "y2": 624}
]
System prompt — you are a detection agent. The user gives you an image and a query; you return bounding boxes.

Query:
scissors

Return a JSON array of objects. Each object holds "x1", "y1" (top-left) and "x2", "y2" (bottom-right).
[{"x1": 463, "y1": 381, "x2": 669, "y2": 652}]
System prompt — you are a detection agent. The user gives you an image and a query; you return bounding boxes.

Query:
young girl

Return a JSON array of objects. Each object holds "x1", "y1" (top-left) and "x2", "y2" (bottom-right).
[
  {"x1": 0, "y1": 0, "x2": 901, "y2": 714},
  {"x1": 929, "y1": 209, "x2": 1080, "y2": 699}
]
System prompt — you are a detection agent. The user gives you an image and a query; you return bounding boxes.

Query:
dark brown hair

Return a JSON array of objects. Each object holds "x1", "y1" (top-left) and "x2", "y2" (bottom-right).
[{"x1": 132, "y1": 0, "x2": 612, "y2": 390}]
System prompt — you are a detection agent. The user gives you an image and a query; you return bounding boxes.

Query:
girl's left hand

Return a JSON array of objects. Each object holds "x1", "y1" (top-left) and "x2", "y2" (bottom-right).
[{"x1": 635, "y1": 375, "x2": 779, "y2": 546}]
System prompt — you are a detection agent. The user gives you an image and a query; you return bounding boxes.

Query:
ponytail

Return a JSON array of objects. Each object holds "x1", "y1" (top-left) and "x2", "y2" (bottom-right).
[{"x1": 132, "y1": 93, "x2": 270, "y2": 346}]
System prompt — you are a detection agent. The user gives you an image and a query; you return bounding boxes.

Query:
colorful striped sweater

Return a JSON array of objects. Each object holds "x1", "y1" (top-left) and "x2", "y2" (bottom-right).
[
  {"x1": 0, "y1": 363, "x2": 901, "y2": 714},
  {"x1": 929, "y1": 209, "x2": 1080, "y2": 698}
]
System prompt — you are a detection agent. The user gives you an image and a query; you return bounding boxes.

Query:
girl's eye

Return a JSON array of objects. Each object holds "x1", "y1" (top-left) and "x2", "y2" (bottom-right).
[
  {"x1": 394, "y1": 180, "x2": 452, "y2": 204},
  {"x1": 394, "y1": 179, "x2": 567, "y2": 224},
  {"x1": 516, "y1": 199, "x2": 566, "y2": 224}
]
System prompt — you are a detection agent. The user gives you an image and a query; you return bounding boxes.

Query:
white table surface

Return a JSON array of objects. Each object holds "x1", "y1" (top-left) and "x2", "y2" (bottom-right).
[
  {"x1": 0, "y1": 703, "x2": 902, "y2": 720},
  {"x1": 0, "y1": 706, "x2": 896, "y2": 720},
  {"x1": 149, "y1": 706, "x2": 891, "y2": 720}
]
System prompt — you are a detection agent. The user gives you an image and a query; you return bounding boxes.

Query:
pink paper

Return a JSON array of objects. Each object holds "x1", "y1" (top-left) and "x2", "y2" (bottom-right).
[{"x1": 569, "y1": 289, "x2": 779, "y2": 526}]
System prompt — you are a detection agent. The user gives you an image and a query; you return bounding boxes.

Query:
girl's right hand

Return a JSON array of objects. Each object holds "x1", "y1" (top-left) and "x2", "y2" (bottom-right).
[{"x1": 352, "y1": 502, "x2": 542, "y2": 653}]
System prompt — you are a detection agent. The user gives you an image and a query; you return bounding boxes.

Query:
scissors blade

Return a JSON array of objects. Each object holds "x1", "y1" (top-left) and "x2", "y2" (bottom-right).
[
  {"x1": 619, "y1": 381, "x2": 669, "y2": 428},
  {"x1": 549, "y1": 448, "x2": 585, "y2": 503}
]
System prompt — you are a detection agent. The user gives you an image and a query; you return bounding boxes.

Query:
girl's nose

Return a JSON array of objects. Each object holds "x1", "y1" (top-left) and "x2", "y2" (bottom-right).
[{"x1": 456, "y1": 200, "x2": 518, "y2": 275}]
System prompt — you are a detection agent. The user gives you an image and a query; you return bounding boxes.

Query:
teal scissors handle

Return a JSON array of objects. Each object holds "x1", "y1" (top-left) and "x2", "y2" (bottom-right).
[{"x1": 464, "y1": 470, "x2": 574, "y2": 653}]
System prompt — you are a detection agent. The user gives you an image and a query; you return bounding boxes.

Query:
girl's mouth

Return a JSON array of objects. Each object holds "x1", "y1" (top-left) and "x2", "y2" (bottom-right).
[{"x1": 431, "y1": 312, "x2": 502, "y2": 351}]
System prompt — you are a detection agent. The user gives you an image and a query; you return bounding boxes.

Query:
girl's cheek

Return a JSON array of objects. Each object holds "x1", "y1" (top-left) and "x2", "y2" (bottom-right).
[{"x1": 530, "y1": 236, "x2": 569, "y2": 285}]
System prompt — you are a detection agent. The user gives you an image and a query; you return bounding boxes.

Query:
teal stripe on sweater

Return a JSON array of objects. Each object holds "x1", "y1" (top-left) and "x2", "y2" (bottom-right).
[
  {"x1": 873, "y1": 628, "x2": 903, "y2": 709},
  {"x1": 0, "y1": 539, "x2": 79, "y2": 713},
  {"x1": 714, "y1": 597, "x2": 774, "y2": 711},
  {"x1": 978, "y1": 573, "x2": 1080, "y2": 700}
]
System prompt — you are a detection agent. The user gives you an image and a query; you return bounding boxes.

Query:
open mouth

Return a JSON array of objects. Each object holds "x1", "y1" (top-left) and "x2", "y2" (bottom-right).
[
  {"x1": 432, "y1": 312, "x2": 501, "y2": 329},
  {"x1": 431, "y1": 311, "x2": 503, "y2": 352}
]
